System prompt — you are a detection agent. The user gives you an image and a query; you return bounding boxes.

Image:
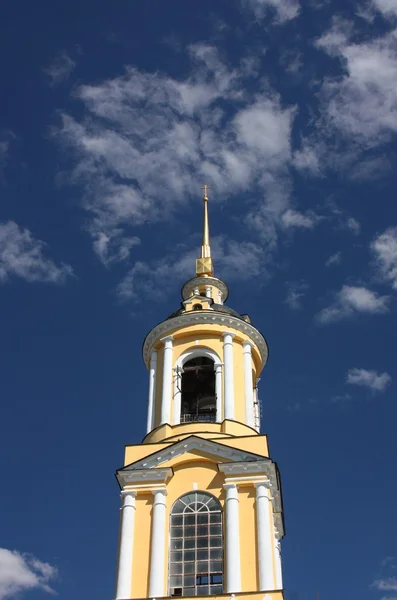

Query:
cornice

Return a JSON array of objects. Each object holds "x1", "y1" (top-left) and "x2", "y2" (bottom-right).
[
  {"x1": 143, "y1": 312, "x2": 268, "y2": 368},
  {"x1": 181, "y1": 276, "x2": 229, "y2": 301},
  {"x1": 123, "y1": 436, "x2": 266, "y2": 471},
  {"x1": 116, "y1": 467, "x2": 173, "y2": 488}
]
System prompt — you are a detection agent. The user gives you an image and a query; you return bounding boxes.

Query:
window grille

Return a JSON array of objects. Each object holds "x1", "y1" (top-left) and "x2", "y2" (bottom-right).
[{"x1": 169, "y1": 492, "x2": 223, "y2": 597}]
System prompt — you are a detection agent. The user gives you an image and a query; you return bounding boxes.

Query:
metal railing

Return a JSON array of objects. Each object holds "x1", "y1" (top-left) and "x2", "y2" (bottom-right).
[{"x1": 180, "y1": 413, "x2": 217, "y2": 423}]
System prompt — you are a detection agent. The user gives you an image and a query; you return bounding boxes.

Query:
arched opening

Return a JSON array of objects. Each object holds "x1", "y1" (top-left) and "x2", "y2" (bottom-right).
[
  {"x1": 169, "y1": 492, "x2": 223, "y2": 597},
  {"x1": 180, "y1": 357, "x2": 216, "y2": 423}
]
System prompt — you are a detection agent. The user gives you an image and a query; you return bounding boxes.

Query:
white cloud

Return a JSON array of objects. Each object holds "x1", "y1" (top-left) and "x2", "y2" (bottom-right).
[
  {"x1": 372, "y1": 227, "x2": 397, "y2": 289},
  {"x1": 316, "y1": 20, "x2": 397, "y2": 145},
  {"x1": 57, "y1": 44, "x2": 296, "y2": 263},
  {"x1": 0, "y1": 221, "x2": 73, "y2": 284},
  {"x1": 292, "y1": 145, "x2": 321, "y2": 173},
  {"x1": 347, "y1": 368, "x2": 391, "y2": 393},
  {"x1": 44, "y1": 52, "x2": 76, "y2": 85},
  {"x1": 285, "y1": 280, "x2": 308, "y2": 309},
  {"x1": 242, "y1": 0, "x2": 300, "y2": 22},
  {"x1": 325, "y1": 251, "x2": 341, "y2": 266},
  {"x1": 117, "y1": 236, "x2": 265, "y2": 302},
  {"x1": 374, "y1": 577, "x2": 397, "y2": 591},
  {"x1": 0, "y1": 548, "x2": 57, "y2": 600},
  {"x1": 372, "y1": 0, "x2": 397, "y2": 17},
  {"x1": 281, "y1": 209, "x2": 320, "y2": 229},
  {"x1": 346, "y1": 217, "x2": 361, "y2": 234},
  {"x1": 316, "y1": 285, "x2": 389, "y2": 324}
]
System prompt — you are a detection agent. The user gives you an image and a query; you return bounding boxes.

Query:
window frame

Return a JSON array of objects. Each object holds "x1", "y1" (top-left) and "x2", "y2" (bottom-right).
[{"x1": 168, "y1": 492, "x2": 224, "y2": 598}]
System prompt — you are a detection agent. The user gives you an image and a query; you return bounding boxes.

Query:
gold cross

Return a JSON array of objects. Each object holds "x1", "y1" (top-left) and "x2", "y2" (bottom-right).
[{"x1": 202, "y1": 184, "x2": 210, "y2": 200}]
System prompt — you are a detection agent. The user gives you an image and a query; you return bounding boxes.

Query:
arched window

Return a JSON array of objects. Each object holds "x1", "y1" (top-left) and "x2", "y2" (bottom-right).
[
  {"x1": 169, "y1": 492, "x2": 223, "y2": 597},
  {"x1": 180, "y1": 357, "x2": 216, "y2": 423}
]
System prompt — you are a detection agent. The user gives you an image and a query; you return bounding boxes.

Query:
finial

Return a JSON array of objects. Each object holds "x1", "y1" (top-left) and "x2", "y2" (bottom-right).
[{"x1": 195, "y1": 185, "x2": 213, "y2": 277}]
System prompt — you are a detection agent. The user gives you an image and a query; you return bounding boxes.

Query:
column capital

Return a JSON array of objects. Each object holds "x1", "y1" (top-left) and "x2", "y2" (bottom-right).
[
  {"x1": 160, "y1": 335, "x2": 174, "y2": 346},
  {"x1": 152, "y1": 487, "x2": 167, "y2": 501},
  {"x1": 254, "y1": 479, "x2": 271, "y2": 488},
  {"x1": 223, "y1": 482, "x2": 239, "y2": 494},
  {"x1": 120, "y1": 489, "x2": 137, "y2": 499},
  {"x1": 222, "y1": 331, "x2": 236, "y2": 340},
  {"x1": 242, "y1": 339, "x2": 255, "y2": 350},
  {"x1": 150, "y1": 350, "x2": 158, "y2": 362}
]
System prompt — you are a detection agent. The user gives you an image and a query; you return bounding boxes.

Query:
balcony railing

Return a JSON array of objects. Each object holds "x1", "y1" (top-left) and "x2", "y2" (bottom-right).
[{"x1": 180, "y1": 413, "x2": 217, "y2": 423}]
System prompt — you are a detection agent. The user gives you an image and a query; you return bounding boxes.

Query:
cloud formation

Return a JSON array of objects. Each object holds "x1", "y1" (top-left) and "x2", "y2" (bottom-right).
[
  {"x1": 44, "y1": 52, "x2": 76, "y2": 85},
  {"x1": 347, "y1": 368, "x2": 391, "y2": 393},
  {"x1": 316, "y1": 285, "x2": 389, "y2": 324},
  {"x1": 281, "y1": 209, "x2": 320, "y2": 229},
  {"x1": 316, "y1": 19, "x2": 397, "y2": 145},
  {"x1": 285, "y1": 280, "x2": 308, "y2": 309},
  {"x1": 117, "y1": 236, "x2": 265, "y2": 302},
  {"x1": 0, "y1": 548, "x2": 57, "y2": 600},
  {"x1": 242, "y1": 0, "x2": 300, "y2": 22},
  {"x1": 57, "y1": 44, "x2": 296, "y2": 263},
  {"x1": 372, "y1": 0, "x2": 397, "y2": 18},
  {"x1": 372, "y1": 227, "x2": 397, "y2": 290},
  {"x1": 325, "y1": 251, "x2": 341, "y2": 267},
  {"x1": 0, "y1": 221, "x2": 73, "y2": 284}
]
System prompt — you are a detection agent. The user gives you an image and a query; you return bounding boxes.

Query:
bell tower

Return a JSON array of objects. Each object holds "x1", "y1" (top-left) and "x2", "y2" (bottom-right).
[{"x1": 114, "y1": 188, "x2": 285, "y2": 600}]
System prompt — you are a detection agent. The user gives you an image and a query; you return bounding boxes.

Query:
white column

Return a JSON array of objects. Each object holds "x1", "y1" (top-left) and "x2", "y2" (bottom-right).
[
  {"x1": 255, "y1": 482, "x2": 274, "y2": 591},
  {"x1": 274, "y1": 529, "x2": 283, "y2": 589},
  {"x1": 146, "y1": 351, "x2": 158, "y2": 434},
  {"x1": 222, "y1": 332, "x2": 235, "y2": 420},
  {"x1": 218, "y1": 290, "x2": 223, "y2": 304},
  {"x1": 160, "y1": 336, "x2": 174, "y2": 425},
  {"x1": 206, "y1": 285, "x2": 212, "y2": 298},
  {"x1": 224, "y1": 483, "x2": 241, "y2": 593},
  {"x1": 115, "y1": 491, "x2": 137, "y2": 600},
  {"x1": 214, "y1": 363, "x2": 223, "y2": 422},
  {"x1": 148, "y1": 488, "x2": 167, "y2": 598},
  {"x1": 243, "y1": 341, "x2": 255, "y2": 428}
]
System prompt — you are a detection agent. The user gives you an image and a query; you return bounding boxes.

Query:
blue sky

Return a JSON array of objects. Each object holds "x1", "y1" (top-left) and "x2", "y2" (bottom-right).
[{"x1": 1, "y1": 0, "x2": 397, "y2": 599}]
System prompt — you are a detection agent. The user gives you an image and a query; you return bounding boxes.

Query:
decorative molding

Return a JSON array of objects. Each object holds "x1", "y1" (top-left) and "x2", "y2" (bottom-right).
[
  {"x1": 116, "y1": 467, "x2": 173, "y2": 488},
  {"x1": 182, "y1": 276, "x2": 229, "y2": 302},
  {"x1": 122, "y1": 435, "x2": 266, "y2": 471},
  {"x1": 222, "y1": 331, "x2": 236, "y2": 339},
  {"x1": 143, "y1": 312, "x2": 268, "y2": 369},
  {"x1": 219, "y1": 460, "x2": 284, "y2": 537}
]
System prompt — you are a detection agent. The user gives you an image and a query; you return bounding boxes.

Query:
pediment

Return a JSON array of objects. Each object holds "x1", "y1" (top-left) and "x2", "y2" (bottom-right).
[{"x1": 119, "y1": 435, "x2": 268, "y2": 473}]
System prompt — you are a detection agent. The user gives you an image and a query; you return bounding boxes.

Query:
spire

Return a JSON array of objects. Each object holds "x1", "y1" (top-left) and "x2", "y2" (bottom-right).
[{"x1": 196, "y1": 185, "x2": 214, "y2": 277}]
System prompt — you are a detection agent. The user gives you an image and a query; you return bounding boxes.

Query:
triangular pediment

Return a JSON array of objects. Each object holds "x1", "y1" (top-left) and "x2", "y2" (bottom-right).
[{"x1": 119, "y1": 435, "x2": 268, "y2": 472}]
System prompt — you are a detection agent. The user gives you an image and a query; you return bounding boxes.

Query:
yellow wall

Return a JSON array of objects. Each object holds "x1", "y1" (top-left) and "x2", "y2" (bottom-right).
[
  {"x1": 150, "y1": 323, "x2": 262, "y2": 436},
  {"x1": 124, "y1": 433, "x2": 269, "y2": 467},
  {"x1": 129, "y1": 458, "x2": 278, "y2": 598}
]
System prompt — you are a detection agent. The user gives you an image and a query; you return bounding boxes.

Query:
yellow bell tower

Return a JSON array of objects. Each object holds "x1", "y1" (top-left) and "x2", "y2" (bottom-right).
[{"x1": 114, "y1": 188, "x2": 285, "y2": 600}]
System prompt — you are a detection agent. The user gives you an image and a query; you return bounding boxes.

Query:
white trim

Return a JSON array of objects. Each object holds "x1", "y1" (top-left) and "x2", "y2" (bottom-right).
[
  {"x1": 243, "y1": 341, "x2": 255, "y2": 428},
  {"x1": 160, "y1": 336, "x2": 174, "y2": 425},
  {"x1": 126, "y1": 436, "x2": 264, "y2": 469},
  {"x1": 224, "y1": 483, "x2": 241, "y2": 592},
  {"x1": 222, "y1": 332, "x2": 235, "y2": 420},
  {"x1": 273, "y1": 528, "x2": 283, "y2": 589},
  {"x1": 116, "y1": 467, "x2": 173, "y2": 488},
  {"x1": 255, "y1": 482, "x2": 275, "y2": 591},
  {"x1": 115, "y1": 491, "x2": 137, "y2": 600},
  {"x1": 173, "y1": 348, "x2": 222, "y2": 425},
  {"x1": 146, "y1": 350, "x2": 157, "y2": 434},
  {"x1": 148, "y1": 488, "x2": 167, "y2": 598},
  {"x1": 143, "y1": 312, "x2": 268, "y2": 370}
]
